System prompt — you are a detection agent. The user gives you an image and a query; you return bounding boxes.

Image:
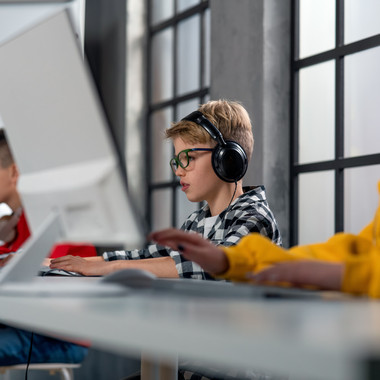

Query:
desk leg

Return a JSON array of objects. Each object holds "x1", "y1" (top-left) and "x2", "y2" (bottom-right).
[{"x1": 141, "y1": 354, "x2": 178, "y2": 380}]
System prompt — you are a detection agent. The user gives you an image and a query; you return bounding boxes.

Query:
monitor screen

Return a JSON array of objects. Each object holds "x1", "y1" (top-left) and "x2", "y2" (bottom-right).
[{"x1": 0, "y1": 10, "x2": 144, "y2": 250}]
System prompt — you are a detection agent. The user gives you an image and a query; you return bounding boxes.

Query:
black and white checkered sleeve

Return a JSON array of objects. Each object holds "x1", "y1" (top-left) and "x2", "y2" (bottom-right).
[{"x1": 103, "y1": 244, "x2": 172, "y2": 261}]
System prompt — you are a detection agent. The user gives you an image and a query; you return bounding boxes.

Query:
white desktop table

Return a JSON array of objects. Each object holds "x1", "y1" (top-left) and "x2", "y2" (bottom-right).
[{"x1": 0, "y1": 281, "x2": 380, "y2": 380}]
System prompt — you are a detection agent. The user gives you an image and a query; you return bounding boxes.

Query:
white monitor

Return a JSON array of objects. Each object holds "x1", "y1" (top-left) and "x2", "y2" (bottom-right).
[
  {"x1": 0, "y1": 0, "x2": 85, "y2": 49},
  {"x1": 0, "y1": 10, "x2": 144, "y2": 253}
]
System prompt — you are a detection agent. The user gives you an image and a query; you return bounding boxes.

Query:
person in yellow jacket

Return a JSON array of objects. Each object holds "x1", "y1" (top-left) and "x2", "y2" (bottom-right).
[{"x1": 149, "y1": 181, "x2": 380, "y2": 298}]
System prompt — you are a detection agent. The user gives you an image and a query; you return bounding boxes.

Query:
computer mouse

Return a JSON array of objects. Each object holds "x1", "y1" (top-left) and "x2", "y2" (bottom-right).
[{"x1": 101, "y1": 268, "x2": 157, "y2": 289}]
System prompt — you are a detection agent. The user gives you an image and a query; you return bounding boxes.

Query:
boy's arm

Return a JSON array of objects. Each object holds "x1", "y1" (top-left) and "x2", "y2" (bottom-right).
[{"x1": 50, "y1": 254, "x2": 178, "y2": 277}]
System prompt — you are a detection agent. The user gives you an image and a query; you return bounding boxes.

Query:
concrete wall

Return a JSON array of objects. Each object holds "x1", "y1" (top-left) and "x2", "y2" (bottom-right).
[
  {"x1": 85, "y1": 0, "x2": 127, "y2": 167},
  {"x1": 210, "y1": 0, "x2": 291, "y2": 246}
]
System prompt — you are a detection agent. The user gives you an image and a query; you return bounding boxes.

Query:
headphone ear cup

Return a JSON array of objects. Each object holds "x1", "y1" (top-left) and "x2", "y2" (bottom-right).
[{"x1": 211, "y1": 141, "x2": 248, "y2": 183}]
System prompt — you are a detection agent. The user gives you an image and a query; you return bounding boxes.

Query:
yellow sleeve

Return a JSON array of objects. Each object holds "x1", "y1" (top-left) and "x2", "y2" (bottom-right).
[
  {"x1": 341, "y1": 250, "x2": 376, "y2": 296},
  {"x1": 220, "y1": 234, "x2": 289, "y2": 281}
]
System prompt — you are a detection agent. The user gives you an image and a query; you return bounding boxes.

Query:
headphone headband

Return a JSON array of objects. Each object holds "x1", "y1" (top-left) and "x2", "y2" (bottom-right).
[{"x1": 181, "y1": 111, "x2": 226, "y2": 146}]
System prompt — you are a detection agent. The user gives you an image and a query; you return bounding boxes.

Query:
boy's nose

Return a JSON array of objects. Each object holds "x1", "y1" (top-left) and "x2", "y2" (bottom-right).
[{"x1": 175, "y1": 166, "x2": 186, "y2": 176}]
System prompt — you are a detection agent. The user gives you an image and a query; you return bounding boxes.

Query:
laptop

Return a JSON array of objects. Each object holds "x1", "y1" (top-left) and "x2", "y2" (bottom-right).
[{"x1": 0, "y1": 213, "x2": 130, "y2": 297}]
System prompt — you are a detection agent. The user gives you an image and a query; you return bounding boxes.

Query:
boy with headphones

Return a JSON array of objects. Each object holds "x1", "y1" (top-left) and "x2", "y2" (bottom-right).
[{"x1": 50, "y1": 99, "x2": 282, "y2": 279}]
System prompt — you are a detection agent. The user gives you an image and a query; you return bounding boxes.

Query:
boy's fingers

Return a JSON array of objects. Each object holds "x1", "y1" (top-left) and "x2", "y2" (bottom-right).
[{"x1": 50, "y1": 255, "x2": 75, "y2": 264}]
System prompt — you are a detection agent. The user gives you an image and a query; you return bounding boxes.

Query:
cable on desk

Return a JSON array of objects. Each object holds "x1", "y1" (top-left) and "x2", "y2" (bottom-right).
[{"x1": 25, "y1": 332, "x2": 34, "y2": 380}]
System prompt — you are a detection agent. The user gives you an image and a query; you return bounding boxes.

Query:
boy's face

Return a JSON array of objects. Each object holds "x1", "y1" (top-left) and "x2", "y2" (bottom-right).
[
  {"x1": 0, "y1": 163, "x2": 18, "y2": 204},
  {"x1": 172, "y1": 137, "x2": 222, "y2": 204}
]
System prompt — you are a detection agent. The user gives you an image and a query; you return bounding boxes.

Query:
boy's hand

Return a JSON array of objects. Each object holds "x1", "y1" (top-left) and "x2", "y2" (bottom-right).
[
  {"x1": 250, "y1": 260, "x2": 344, "y2": 291},
  {"x1": 0, "y1": 207, "x2": 22, "y2": 243},
  {"x1": 50, "y1": 255, "x2": 106, "y2": 276},
  {"x1": 0, "y1": 254, "x2": 14, "y2": 267},
  {"x1": 149, "y1": 228, "x2": 229, "y2": 275}
]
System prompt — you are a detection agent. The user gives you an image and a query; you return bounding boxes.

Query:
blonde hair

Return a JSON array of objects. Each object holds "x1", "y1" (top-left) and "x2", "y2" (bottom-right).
[{"x1": 165, "y1": 99, "x2": 254, "y2": 160}]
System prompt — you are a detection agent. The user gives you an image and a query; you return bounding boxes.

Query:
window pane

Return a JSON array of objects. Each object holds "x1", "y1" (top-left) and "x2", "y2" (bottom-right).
[
  {"x1": 176, "y1": 187, "x2": 199, "y2": 228},
  {"x1": 299, "y1": 0, "x2": 335, "y2": 59},
  {"x1": 151, "y1": 28, "x2": 173, "y2": 103},
  {"x1": 345, "y1": 0, "x2": 380, "y2": 44},
  {"x1": 344, "y1": 47, "x2": 380, "y2": 157},
  {"x1": 151, "y1": 108, "x2": 173, "y2": 183},
  {"x1": 152, "y1": 188, "x2": 172, "y2": 230},
  {"x1": 203, "y1": 9, "x2": 210, "y2": 87},
  {"x1": 177, "y1": 15, "x2": 200, "y2": 96},
  {"x1": 298, "y1": 61, "x2": 335, "y2": 163},
  {"x1": 178, "y1": 98, "x2": 200, "y2": 119},
  {"x1": 344, "y1": 165, "x2": 380, "y2": 234},
  {"x1": 298, "y1": 171, "x2": 335, "y2": 245},
  {"x1": 177, "y1": 0, "x2": 200, "y2": 13},
  {"x1": 151, "y1": 0, "x2": 174, "y2": 25}
]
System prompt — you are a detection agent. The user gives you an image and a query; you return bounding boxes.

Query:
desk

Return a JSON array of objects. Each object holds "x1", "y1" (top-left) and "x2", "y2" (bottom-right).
[{"x1": 0, "y1": 285, "x2": 379, "y2": 380}]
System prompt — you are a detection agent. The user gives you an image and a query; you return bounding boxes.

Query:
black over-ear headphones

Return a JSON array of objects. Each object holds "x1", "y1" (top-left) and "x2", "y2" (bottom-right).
[{"x1": 181, "y1": 111, "x2": 248, "y2": 183}]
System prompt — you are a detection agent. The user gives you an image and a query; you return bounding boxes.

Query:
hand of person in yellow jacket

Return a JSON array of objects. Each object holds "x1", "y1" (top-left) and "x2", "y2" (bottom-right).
[
  {"x1": 249, "y1": 260, "x2": 343, "y2": 291},
  {"x1": 149, "y1": 228, "x2": 229, "y2": 275}
]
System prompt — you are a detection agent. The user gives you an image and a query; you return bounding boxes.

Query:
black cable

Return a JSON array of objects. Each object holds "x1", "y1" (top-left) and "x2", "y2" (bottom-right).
[
  {"x1": 25, "y1": 332, "x2": 34, "y2": 380},
  {"x1": 227, "y1": 181, "x2": 238, "y2": 209}
]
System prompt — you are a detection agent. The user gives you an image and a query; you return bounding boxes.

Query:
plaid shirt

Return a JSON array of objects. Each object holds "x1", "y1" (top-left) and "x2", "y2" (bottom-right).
[{"x1": 103, "y1": 186, "x2": 282, "y2": 279}]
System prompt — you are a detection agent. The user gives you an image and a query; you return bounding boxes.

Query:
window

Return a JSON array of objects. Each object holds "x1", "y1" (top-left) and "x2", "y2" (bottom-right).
[
  {"x1": 291, "y1": 0, "x2": 380, "y2": 245},
  {"x1": 147, "y1": 0, "x2": 210, "y2": 230}
]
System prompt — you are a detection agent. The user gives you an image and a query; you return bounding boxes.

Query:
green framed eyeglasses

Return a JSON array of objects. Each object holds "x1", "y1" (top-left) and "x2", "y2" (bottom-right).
[{"x1": 170, "y1": 148, "x2": 213, "y2": 174}]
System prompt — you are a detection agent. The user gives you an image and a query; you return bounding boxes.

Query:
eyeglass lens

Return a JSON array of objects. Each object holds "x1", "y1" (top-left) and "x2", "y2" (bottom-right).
[{"x1": 170, "y1": 150, "x2": 190, "y2": 172}]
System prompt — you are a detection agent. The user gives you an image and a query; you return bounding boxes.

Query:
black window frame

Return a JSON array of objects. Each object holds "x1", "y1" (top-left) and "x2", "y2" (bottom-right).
[
  {"x1": 146, "y1": 0, "x2": 210, "y2": 230},
  {"x1": 290, "y1": 0, "x2": 380, "y2": 245}
]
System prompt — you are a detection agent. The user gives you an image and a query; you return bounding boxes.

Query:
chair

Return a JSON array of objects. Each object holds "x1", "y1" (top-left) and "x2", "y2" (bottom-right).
[{"x1": 0, "y1": 363, "x2": 81, "y2": 380}]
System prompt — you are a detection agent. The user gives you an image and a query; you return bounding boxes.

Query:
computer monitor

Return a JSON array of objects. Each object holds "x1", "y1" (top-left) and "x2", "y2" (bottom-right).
[
  {"x1": 0, "y1": 10, "x2": 144, "y2": 256},
  {"x1": 0, "y1": 0, "x2": 85, "y2": 49}
]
